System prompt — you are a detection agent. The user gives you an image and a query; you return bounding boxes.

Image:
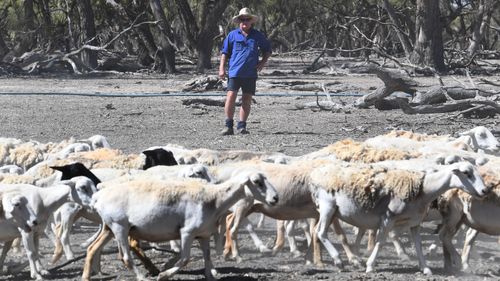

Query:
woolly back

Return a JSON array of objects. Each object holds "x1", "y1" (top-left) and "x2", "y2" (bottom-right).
[
  {"x1": 0, "y1": 143, "x2": 11, "y2": 164},
  {"x1": 115, "y1": 178, "x2": 218, "y2": 204},
  {"x1": 92, "y1": 153, "x2": 144, "y2": 169},
  {"x1": 311, "y1": 163, "x2": 424, "y2": 209},
  {"x1": 0, "y1": 174, "x2": 36, "y2": 184},
  {"x1": 9, "y1": 143, "x2": 45, "y2": 168},
  {"x1": 384, "y1": 130, "x2": 449, "y2": 141},
  {"x1": 327, "y1": 139, "x2": 420, "y2": 163},
  {"x1": 71, "y1": 148, "x2": 123, "y2": 162}
]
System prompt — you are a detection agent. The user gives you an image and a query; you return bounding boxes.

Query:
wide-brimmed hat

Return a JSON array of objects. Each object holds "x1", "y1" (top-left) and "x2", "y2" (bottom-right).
[{"x1": 232, "y1": 8, "x2": 258, "y2": 24}]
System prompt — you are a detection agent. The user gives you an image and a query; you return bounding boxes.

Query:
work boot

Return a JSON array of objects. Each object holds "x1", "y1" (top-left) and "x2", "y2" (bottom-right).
[
  {"x1": 237, "y1": 127, "x2": 249, "y2": 134},
  {"x1": 221, "y1": 127, "x2": 234, "y2": 136}
]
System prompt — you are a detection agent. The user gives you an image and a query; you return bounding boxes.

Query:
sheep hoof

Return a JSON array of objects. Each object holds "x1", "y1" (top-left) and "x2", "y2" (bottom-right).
[
  {"x1": 157, "y1": 271, "x2": 171, "y2": 281},
  {"x1": 234, "y1": 256, "x2": 243, "y2": 264},
  {"x1": 334, "y1": 259, "x2": 344, "y2": 270},
  {"x1": 366, "y1": 265, "x2": 374, "y2": 273},
  {"x1": 258, "y1": 245, "x2": 271, "y2": 253},
  {"x1": 423, "y1": 267, "x2": 432, "y2": 275},
  {"x1": 291, "y1": 250, "x2": 302, "y2": 258},
  {"x1": 349, "y1": 257, "x2": 362, "y2": 268}
]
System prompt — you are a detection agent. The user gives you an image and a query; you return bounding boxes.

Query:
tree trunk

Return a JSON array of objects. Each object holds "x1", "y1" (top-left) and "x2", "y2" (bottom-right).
[
  {"x1": 76, "y1": 0, "x2": 98, "y2": 69},
  {"x1": 148, "y1": 0, "x2": 176, "y2": 73},
  {"x1": 0, "y1": 28, "x2": 9, "y2": 60},
  {"x1": 410, "y1": 0, "x2": 445, "y2": 72},
  {"x1": 37, "y1": 0, "x2": 55, "y2": 51},
  {"x1": 382, "y1": 0, "x2": 412, "y2": 58},
  {"x1": 467, "y1": 0, "x2": 498, "y2": 56},
  {"x1": 14, "y1": 0, "x2": 36, "y2": 55},
  {"x1": 174, "y1": 0, "x2": 229, "y2": 72}
]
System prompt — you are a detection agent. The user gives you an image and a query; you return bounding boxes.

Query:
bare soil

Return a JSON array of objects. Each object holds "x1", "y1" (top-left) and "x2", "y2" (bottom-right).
[{"x1": 1, "y1": 57, "x2": 500, "y2": 280}]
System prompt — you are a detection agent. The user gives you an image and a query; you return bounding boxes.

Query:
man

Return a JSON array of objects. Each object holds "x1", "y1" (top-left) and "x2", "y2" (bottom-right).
[{"x1": 218, "y1": 7, "x2": 272, "y2": 135}]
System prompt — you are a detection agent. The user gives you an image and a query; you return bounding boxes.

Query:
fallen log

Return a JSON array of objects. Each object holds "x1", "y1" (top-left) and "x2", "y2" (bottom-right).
[{"x1": 354, "y1": 65, "x2": 418, "y2": 108}]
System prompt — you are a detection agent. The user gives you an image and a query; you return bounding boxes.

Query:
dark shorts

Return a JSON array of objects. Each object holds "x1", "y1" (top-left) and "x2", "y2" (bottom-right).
[{"x1": 227, "y1": 77, "x2": 257, "y2": 95}]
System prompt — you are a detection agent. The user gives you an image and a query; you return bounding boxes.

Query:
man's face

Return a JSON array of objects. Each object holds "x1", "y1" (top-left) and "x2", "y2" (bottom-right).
[{"x1": 239, "y1": 17, "x2": 253, "y2": 32}]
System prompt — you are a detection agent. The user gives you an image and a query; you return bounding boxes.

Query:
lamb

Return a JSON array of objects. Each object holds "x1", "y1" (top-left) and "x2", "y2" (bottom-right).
[
  {"x1": 0, "y1": 191, "x2": 38, "y2": 274},
  {"x1": 214, "y1": 159, "x2": 360, "y2": 267},
  {"x1": 81, "y1": 169, "x2": 279, "y2": 281},
  {"x1": 0, "y1": 178, "x2": 95, "y2": 279},
  {"x1": 438, "y1": 164, "x2": 500, "y2": 271},
  {"x1": 309, "y1": 161, "x2": 489, "y2": 275}
]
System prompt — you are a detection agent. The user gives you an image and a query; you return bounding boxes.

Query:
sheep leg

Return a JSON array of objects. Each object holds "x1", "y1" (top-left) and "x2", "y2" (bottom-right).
[
  {"x1": 111, "y1": 225, "x2": 147, "y2": 281},
  {"x1": 301, "y1": 219, "x2": 312, "y2": 246},
  {"x1": 410, "y1": 225, "x2": 432, "y2": 275},
  {"x1": 32, "y1": 234, "x2": 48, "y2": 276},
  {"x1": 0, "y1": 240, "x2": 13, "y2": 274},
  {"x1": 256, "y1": 213, "x2": 266, "y2": 228},
  {"x1": 366, "y1": 217, "x2": 393, "y2": 273},
  {"x1": 332, "y1": 218, "x2": 361, "y2": 267},
  {"x1": 214, "y1": 216, "x2": 226, "y2": 255},
  {"x1": 285, "y1": 220, "x2": 301, "y2": 257},
  {"x1": 20, "y1": 231, "x2": 42, "y2": 280},
  {"x1": 305, "y1": 217, "x2": 323, "y2": 267},
  {"x1": 10, "y1": 238, "x2": 22, "y2": 255},
  {"x1": 461, "y1": 228, "x2": 479, "y2": 271},
  {"x1": 272, "y1": 220, "x2": 286, "y2": 255},
  {"x1": 241, "y1": 216, "x2": 270, "y2": 253},
  {"x1": 389, "y1": 230, "x2": 410, "y2": 260},
  {"x1": 223, "y1": 213, "x2": 235, "y2": 259},
  {"x1": 200, "y1": 237, "x2": 218, "y2": 281},
  {"x1": 353, "y1": 227, "x2": 365, "y2": 255},
  {"x1": 438, "y1": 214, "x2": 463, "y2": 272},
  {"x1": 82, "y1": 225, "x2": 113, "y2": 281},
  {"x1": 315, "y1": 205, "x2": 343, "y2": 268},
  {"x1": 129, "y1": 237, "x2": 160, "y2": 276},
  {"x1": 367, "y1": 229, "x2": 376, "y2": 253},
  {"x1": 158, "y1": 232, "x2": 194, "y2": 281}
]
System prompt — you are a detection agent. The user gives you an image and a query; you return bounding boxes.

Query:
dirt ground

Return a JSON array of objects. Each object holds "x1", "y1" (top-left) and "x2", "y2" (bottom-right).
[{"x1": 1, "y1": 57, "x2": 500, "y2": 280}]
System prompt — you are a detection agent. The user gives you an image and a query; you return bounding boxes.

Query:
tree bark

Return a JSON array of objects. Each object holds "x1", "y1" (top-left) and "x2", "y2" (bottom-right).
[
  {"x1": 76, "y1": 0, "x2": 98, "y2": 69},
  {"x1": 174, "y1": 0, "x2": 229, "y2": 72},
  {"x1": 13, "y1": 0, "x2": 36, "y2": 55},
  {"x1": 467, "y1": 0, "x2": 498, "y2": 56},
  {"x1": 148, "y1": 0, "x2": 176, "y2": 73},
  {"x1": 0, "y1": 28, "x2": 9, "y2": 60},
  {"x1": 410, "y1": 0, "x2": 445, "y2": 72},
  {"x1": 382, "y1": 0, "x2": 413, "y2": 58}
]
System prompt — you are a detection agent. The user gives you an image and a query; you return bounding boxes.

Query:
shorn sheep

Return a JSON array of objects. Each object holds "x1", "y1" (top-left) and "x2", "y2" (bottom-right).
[
  {"x1": 0, "y1": 179, "x2": 96, "y2": 280},
  {"x1": 82, "y1": 169, "x2": 279, "y2": 281},
  {"x1": 309, "y1": 161, "x2": 489, "y2": 275},
  {"x1": 0, "y1": 191, "x2": 38, "y2": 274},
  {"x1": 438, "y1": 164, "x2": 500, "y2": 271}
]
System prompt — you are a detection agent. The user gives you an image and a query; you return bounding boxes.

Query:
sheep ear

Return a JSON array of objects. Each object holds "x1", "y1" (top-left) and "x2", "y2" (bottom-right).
[
  {"x1": 458, "y1": 129, "x2": 473, "y2": 137},
  {"x1": 50, "y1": 166, "x2": 65, "y2": 172},
  {"x1": 59, "y1": 180, "x2": 76, "y2": 188}
]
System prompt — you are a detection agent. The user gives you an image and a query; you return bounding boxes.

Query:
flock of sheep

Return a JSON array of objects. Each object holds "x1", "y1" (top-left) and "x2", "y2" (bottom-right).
[{"x1": 1, "y1": 126, "x2": 500, "y2": 280}]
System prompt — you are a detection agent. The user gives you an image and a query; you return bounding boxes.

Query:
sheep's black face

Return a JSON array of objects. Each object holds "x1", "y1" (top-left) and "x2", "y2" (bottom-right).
[{"x1": 143, "y1": 148, "x2": 178, "y2": 169}]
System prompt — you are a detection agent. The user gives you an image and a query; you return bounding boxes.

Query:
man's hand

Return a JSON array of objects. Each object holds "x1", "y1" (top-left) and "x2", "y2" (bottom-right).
[{"x1": 218, "y1": 68, "x2": 226, "y2": 80}]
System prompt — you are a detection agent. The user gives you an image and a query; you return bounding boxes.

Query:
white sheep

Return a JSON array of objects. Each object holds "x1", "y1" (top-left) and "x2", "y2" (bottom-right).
[
  {"x1": 213, "y1": 159, "x2": 359, "y2": 267},
  {"x1": 309, "y1": 161, "x2": 488, "y2": 275},
  {"x1": 82, "y1": 169, "x2": 279, "y2": 281},
  {"x1": 438, "y1": 164, "x2": 500, "y2": 271},
  {"x1": 0, "y1": 178, "x2": 95, "y2": 279},
  {"x1": 0, "y1": 191, "x2": 38, "y2": 274}
]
